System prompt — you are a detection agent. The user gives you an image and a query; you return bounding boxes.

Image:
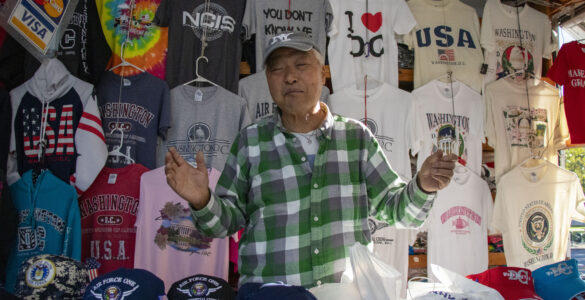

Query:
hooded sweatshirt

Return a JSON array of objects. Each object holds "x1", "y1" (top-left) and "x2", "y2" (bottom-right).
[
  {"x1": 7, "y1": 58, "x2": 107, "y2": 194},
  {"x1": 4, "y1": 169, "x2": 81, "y2": 293}
]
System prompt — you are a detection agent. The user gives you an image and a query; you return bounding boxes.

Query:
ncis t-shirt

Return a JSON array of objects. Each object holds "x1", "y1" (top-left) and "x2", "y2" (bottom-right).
[
  {"x1": 154, "y1": 0, "x2": 246, "y2": 92},
  {"x1": 97, "y1": 71, "x2": 170, "y2": 169}
]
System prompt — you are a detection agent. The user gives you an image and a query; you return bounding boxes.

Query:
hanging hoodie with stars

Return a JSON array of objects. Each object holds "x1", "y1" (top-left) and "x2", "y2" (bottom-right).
[{"x1": 7, "y1": 58, "x2": 107, "y2": 194}]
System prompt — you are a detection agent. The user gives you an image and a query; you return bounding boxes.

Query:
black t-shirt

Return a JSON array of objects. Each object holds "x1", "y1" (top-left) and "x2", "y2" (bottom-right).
[{"x1": 154, "y1": 0, "x2": 246, "y2": 93}]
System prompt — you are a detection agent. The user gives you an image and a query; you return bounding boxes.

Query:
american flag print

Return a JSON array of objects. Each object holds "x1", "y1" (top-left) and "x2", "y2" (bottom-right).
[
  {"x1": 438, "y1": 49, "x2": 455, "y2": 62},
  {"x1": 85, "y1": 257, "x2": 101, "y2": 281}
]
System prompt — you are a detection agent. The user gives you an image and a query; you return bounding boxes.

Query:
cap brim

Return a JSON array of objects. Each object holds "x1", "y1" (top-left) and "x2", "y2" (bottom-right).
[{"x1": 263, "y1": 42, "x2": 315, "y2": 67}]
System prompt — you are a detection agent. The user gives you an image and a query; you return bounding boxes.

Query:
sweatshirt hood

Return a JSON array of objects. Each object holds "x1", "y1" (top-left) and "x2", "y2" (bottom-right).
[{"x1": 26, "y1": 58, "x2": 75, "y2": 103}]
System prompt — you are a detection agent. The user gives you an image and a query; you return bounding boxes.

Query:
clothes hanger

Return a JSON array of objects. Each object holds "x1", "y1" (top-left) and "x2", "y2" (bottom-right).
[
  {"x1": 108, "y1": 40, "x2": 145, "y2": 73},
  {"x1": 108, "y1": 0, "x2": 144, "y2": 73},
  {"x1": 182, "y1": 56, "x2": 218, "y2": 87},
  {"x1": 107, "y1": 126, "x2": 136, "y2": 164}
]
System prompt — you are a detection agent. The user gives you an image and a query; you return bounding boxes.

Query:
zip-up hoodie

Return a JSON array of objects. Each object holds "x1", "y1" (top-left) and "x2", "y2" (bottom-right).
[
  {"x1": 4, "y1": 169, "x2": 81, "y2": 293},
  {"x1": 8, "y1": 58, "x2": 107, "y2": 194}
]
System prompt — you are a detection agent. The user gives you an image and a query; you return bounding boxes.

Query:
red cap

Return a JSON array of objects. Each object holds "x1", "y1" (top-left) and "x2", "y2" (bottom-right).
[{"x1": 466, "y1": 267, "x2": 543, "y2": 300}]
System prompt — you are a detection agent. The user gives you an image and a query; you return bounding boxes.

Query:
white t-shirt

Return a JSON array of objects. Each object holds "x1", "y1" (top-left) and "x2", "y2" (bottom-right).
[
  {"x1": 134, "y1": 167, "x2": 229, "y2": 290},
  {"x1": 329, "y1": 83, "x2": 419, "y2": 298},
  {"x1": 492, "y1": 161, "x2": 585, "y2": 270},
  {"x1": 327, "y1": 0, "x2": 416, "y2": 92},
  {"x1": 412, "y1": 80, "x2": 484, "y2": 175},
  {"x1": 405, "y1": 0, "x2": 484, "y2": 92},
  {"x1": 329, "y1": 83, "x2": 420, "y2": 180},
  {"x1": 484, "y1": 79, "x2": 569, "y2": 182},
  {"x1": 480, "y1": 0, "x2": 553, "y2": 85},
  {"x1": 426, "y1": 166, "x2": 493, "y2": 281}
]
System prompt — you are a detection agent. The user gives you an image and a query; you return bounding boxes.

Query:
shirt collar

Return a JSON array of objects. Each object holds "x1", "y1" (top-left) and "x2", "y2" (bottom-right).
[{"x1": 273, "y1": 102, "x2": 333, "y2": 140}]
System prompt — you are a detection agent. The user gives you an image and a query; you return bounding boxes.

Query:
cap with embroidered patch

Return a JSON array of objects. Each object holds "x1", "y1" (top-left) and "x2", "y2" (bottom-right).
[
  {"x1": 83, "y1": 268, "x2": 165, "y2": 300},
  {"x1": 532, "y1": 259, "x2": 585, "y2": 300},
  {"x1": 14, "y1": 254, "x2": 89, "y2": 299},
  {"x1": 263, "y1": 32, "x2": 320, "y2": 66},
  {"x1": 167, "y1": 274, "x2": 235, "y2": 300},
  {"x1": 466, "y1": 266, "x2": 542, "y2": 300}
]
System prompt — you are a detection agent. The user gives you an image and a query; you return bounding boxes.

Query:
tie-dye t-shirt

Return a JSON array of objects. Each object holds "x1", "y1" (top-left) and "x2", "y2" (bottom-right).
[{"x1": 97, "y1": 0, "x2": 168, "y2": 79}]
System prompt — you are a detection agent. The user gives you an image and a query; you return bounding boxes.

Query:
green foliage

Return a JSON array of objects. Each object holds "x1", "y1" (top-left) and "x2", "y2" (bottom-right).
[{"x1": 565, "y1": 147, "x2": 585, "y2": 192}]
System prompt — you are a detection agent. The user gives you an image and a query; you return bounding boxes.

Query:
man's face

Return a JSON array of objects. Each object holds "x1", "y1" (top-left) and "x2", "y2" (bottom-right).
[{"x1": 265, "y1": 48, "x2": 326, "y2": 118}]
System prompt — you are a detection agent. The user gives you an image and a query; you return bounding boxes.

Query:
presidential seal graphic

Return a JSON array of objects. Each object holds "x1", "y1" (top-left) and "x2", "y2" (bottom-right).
[
  {"x1": 184, "y1": 3, "x2": 236, "y2": 41},
  {"x1": 360, "y1": 118, "x2": 378, "y2": 135},
  {"x1": 154, "y1": 202, "x2": 213, "y2": 252},
  {"x1": 91, "y1": 284, "x2": 140, "y2": 300},
  {"x1": 25, "y1": 258, "x2": 56, "y2": 288},
  {"x1": 188, "y1": 123, "x2": 211, "y2": 142},
  {"x1": 192, "y1": 281, "x2": 208, "y2": 296},
  {"x1": 520, "y1": 200, "x2": 553, "y2": 255}
]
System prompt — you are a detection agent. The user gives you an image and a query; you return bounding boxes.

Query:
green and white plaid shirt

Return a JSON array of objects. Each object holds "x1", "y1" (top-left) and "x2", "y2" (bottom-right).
[{"x1": 192, "y1": 103, "x2": 435, "y2": 288}]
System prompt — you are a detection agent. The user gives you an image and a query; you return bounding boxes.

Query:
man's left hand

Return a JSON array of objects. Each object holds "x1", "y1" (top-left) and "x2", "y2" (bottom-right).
[{"x1": 417, "y1": 150, "x2": 458, "y2": 193}]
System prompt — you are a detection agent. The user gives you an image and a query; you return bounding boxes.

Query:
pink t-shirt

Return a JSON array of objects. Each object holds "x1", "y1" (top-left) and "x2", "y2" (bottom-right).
[
  {"x1": 546, "y1": 41, "x2": 585, "y2": 144},
  {"x1": 134, "y1": 166, "x2": 228, "y2": 290}
]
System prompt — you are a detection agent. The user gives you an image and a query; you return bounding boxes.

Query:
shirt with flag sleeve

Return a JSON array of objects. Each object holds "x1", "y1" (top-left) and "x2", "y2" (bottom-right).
[{"x1": 191, "y1": 103, "x2": 435, "y2": 288}]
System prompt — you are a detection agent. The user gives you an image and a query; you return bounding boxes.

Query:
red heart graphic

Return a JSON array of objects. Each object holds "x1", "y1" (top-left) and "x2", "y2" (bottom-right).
[{"x1": 361, "y1": 12, "x2": 382, "y2": 33}]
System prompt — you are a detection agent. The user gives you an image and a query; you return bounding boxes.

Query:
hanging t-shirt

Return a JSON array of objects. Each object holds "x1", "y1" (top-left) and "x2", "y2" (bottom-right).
[
  {"x1": 329, "y1": 83, "x2": 419, "y2": 180},
  {"x1": 412, "y1": 80, "x2": 484, "y2": 175},
  {"x1": 329, "y1": 83, "x2": 419, "y2": 299},
  {"x1": 96, "y1": 0, "x2": 168, "y2": 80},
  {"x1": 327, "y1": 0, "x2": 416, "y2": 92},
  {"x1": 492, "y1": 161, "x2": 585, "y2": 270},
  {"x1": 480, "y1": 0, "x2": 553, "y2": 85},
  {"x1": 156, "y1": 85, "x2": 251, "y2": 172},
  {"x1": 5, "y1": 170, "x2": 81, "y2": 293},
  {"x1": 239, "y1": 71, "x2": 330, "y2": 123},
  {"x1": 78, "y1": 164, "x2": 148, "y2": 275},
  {"x1": 154, "y1": 0, "x2": 246, "y2": 92},
  {"x1": 134, "y1": 167, "x2": 229, "y2": 290},
  {"x1": 405, "y1": 0, "x2": 483, "y2": 92},
  {"x1": 242, "y1": 0, "x2": 333, "y2": 72},
  {"x1": 97, "y1": 71, "x2": 170, "y2": 169},
  {"x1": 546, "y1": 41, "x2": 585, "y2": 144},
  {"x1": 484, "y1": 78, "x2": 569, "y2": 182},
  {"x1": 426, "y1": 166, "x2": 493, "y2": 281}
]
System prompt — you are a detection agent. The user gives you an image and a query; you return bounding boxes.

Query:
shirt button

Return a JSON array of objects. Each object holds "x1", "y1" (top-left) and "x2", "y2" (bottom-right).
[
  {"x1": 301, "y1": 156, "x2": 306, "y2": 162},
  {"x1": 313, "y1": 183, "x2": 318, "y2": 188},
  {"x1": 317, "y1": 280, "x2": 322, "y2": 286},
  {"x1": 314, "y1": 216, "x2": 319, "y2": 222},
  {"x1": 314, "y1": 248, "x2": 320, "y2": 254}
]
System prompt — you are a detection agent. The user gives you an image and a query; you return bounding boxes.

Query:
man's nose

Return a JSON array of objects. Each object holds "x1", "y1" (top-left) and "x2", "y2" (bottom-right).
[{"x1": 284, "y1": 66, "x2": 299, "y2": 84}]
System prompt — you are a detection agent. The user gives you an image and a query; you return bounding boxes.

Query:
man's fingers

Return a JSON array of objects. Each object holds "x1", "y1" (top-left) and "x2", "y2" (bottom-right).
[
  {"x1": 195, "y1": 151, "x2": 207, "y2": 173},
  {"x1": 169, "y1": 147, "x2": 185, "y2": 166},
  {"x1": 441, "y1": 153, "x2": 459, "y2": 162},
  {"x1": 431, "y1": 160, "x2": 456, "y2": 170}
]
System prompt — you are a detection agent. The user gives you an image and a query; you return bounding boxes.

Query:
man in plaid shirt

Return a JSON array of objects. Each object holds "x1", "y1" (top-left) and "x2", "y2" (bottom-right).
[{"x1": 165, "y1": 32, "x2": 457, "y2": 289}]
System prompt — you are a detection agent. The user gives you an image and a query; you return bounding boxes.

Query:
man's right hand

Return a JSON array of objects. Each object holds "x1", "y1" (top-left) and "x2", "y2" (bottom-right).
[{"x1": 165, "y1": 147, "x2": 210, "y2": 210}]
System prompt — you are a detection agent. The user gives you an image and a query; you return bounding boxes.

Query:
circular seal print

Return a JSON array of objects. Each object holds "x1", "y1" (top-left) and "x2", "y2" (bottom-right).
[
  {"x1": 359, "y1": 118, "x2": 378, "y2": 135},
  {"x1": 192, "y1": 281, "x2": 208, "y2": 296},
  {"x1": 522, "y1": 204, "x2": 553, "y2": 254},
  {"x1": 25, "y1": 258, "x2": 56, "y2": 288},
  {"x1": 188, "y1": 123, "x2": 211, "y2": 142},
  {"x1": 103, "y1": 285, "x2": 122, "y2": 300},
  {"x1": 501, "y1": 45, "x2": 534, "y2": 75}
]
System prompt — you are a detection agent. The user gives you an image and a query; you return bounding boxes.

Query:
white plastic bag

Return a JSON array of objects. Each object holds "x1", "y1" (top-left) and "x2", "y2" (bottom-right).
[
  {"x1": 406, "y1": 264, "x2": 505, "y2": 300},
  {"x1": 309, "y1": 242, "x2": 402, "y2": 300}
]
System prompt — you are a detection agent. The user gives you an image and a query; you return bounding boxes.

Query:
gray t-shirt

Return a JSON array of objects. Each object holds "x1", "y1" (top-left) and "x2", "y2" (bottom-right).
[
  {"x1": 97, "y1": 71, "x2": 170, "y2": 169},
  {"x1": 156, "y1": 85, "x2": 251, "y2": 172},
  {"x1": 238, "y1": 71, "x2": 330, "y2": 123},
  {"x1": 154, "y1": 0, "x2": 246, "y2": 92},
  {"x1": 243, "y1": 0, "x2": 333, "y2": 71}
]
